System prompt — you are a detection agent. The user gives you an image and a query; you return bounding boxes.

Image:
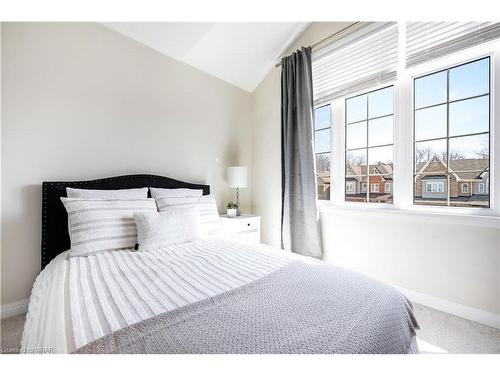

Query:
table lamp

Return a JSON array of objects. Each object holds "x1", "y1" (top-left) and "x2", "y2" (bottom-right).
[{"x1": 227, "y1": 166, "x2": 247, "y2": 216}]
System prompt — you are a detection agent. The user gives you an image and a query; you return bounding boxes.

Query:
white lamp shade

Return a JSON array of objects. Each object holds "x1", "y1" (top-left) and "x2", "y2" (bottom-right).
[{"x1": 227, "y1": 166, "x2": 248, "y2": 188}]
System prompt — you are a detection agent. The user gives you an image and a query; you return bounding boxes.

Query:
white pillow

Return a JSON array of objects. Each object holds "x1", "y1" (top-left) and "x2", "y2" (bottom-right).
[
  {"x1": 66, "y1": 187, "x2": 148, "y2": 199},
  {"x1": 155, "y1": 195, "x2": 221, "y2": 236},
  {"x1": 60, "y1": 197, "x2": 157, "y2": 257},
  {"x1": 134, "y1": 207, "x2": 201, "y2": 252},
  {"x1": 149, "y1": 187, "x2": 203, "y2": 199}
]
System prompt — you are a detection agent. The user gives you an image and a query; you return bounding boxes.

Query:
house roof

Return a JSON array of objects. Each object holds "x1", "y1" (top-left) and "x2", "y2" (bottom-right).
[
  {"x1": 317, "y1": 156, "x2": 488, "y2": 184},
  {"x1": 416, "y1": 156, "x2": 489, "y2": 181},
  {"x1": 450, "y1": 159, "x2": 489, "y2": 180},
  {"x1": 346, "y1": 162, "x2": 393, "y2": 182}
]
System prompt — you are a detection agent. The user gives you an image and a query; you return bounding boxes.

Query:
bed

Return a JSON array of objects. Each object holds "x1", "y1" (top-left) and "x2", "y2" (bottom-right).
[{"x1": 21, "y1": 174, "x2": 419, "y2": 354}]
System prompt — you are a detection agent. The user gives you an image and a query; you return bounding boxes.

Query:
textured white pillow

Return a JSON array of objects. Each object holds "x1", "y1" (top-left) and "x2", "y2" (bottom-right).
[
  {"x1": 134, "y1": 207, "x2": 201, "y2": 252},
  {"x1": 61, "y1": 197, "x2": 157, "y2": 257},
  {"x1": 155, "y1": 195, "x2": 221, "y2": 236},
  {"x1": 149, "y1": 187, "x2": 203, "y2": 199},
  {"x1": 66, "y1": 187, "x2": 148, "y2": 199}
]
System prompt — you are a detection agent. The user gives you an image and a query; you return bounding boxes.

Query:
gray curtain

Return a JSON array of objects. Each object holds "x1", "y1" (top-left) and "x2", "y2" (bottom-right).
[{"x1": 281, "y1": 47, "x2": 322, "y2": 258}]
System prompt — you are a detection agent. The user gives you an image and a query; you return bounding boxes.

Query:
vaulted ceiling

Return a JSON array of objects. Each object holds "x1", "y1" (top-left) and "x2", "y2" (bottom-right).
[{"x1": 102, "y1": 22, "x2": 310, "y2": 92}]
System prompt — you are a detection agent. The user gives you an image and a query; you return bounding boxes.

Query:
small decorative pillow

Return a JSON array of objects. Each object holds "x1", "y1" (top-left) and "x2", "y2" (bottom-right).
[
  {"x1": 60, "y1": 197, "x2": 157, "y2": 257},
  {"x1": 155, "y1": 195, "x2": 221, "y2": 236},
  {"x1": 134, "y1": 207, "x2": 201, "y2": 252},
  {"x1": 149, "y1": 187, "x2": 203, "y2": 199},
  {"x1": 66, "y1": 187, "x2": 148, "y2": 199}
]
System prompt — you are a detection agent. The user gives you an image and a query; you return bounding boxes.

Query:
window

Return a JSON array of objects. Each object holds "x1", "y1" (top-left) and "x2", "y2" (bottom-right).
[
  {"x1": 345, "y1": 86, "x2": 394, "y2": 203},
  {"x1": 345, "y1": 181, "x2": 355, "y2": 194},
  {"x1": 425, "y1": 181, "x2": 445, "y2": 193},
  {"x1": 311, "y1": 22, "x2": 498, "y2": 215},
  {"x1": 413, "y1": 57, "x2": 490, "y2": 207},
  {"x1": 314, "y1": 104, "x2": 331, "y2": 200}
]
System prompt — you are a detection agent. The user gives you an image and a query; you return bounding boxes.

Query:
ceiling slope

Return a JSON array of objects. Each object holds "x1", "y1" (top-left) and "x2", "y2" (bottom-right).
[{"x1": 102, "y1": 22, "x2": 309, "y2": 92}]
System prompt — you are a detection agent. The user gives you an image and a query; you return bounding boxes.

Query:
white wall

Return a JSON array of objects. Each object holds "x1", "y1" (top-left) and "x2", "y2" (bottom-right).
[
  {"x1": 251, "y1": 22, "x2": 500, "y2": 317},
  {"x1": 251, "y1": 64, "x2": 282, "y2": 247},
  {"x1": 321, "y1": 208, "x2": 499, "y2": 315},
  {"x1": 1, "y1": 22, "x2": 253, "y2": 305}
]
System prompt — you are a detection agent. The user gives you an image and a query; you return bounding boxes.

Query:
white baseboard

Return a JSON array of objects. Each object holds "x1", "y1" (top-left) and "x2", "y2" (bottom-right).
[
  {"x1": 1, "y1": 298, "x2": 28, "y2": 319},
  {"x1": 394, "y1": 285, "x2": 500, "y2": 330}
]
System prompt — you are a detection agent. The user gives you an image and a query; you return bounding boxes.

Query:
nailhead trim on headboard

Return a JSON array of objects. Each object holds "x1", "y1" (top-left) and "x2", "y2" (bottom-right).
[{"x1": 41, "y1": 174, "x2": 210, "y2": 269}]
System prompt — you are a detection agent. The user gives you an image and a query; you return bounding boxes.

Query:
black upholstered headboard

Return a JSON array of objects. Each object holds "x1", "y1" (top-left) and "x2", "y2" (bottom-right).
[{"x1": 41, "y1": 174, "x2": 210, "y2": 269}]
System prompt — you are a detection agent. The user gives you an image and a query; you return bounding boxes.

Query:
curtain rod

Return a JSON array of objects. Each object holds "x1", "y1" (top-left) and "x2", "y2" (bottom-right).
[{"x1": 274, "y1": 22, "x2": 361, "y2": 68}]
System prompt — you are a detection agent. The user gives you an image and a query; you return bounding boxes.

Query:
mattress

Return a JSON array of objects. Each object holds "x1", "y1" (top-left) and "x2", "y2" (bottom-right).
[{"x1": 21, "y1": 236, "x2": 303, "y2": 353}]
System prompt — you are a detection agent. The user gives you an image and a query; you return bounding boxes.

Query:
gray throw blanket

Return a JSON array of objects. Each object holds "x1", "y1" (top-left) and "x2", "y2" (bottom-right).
[{"x1": 74, "y1": 261, "x2": 419, "y2": 354}]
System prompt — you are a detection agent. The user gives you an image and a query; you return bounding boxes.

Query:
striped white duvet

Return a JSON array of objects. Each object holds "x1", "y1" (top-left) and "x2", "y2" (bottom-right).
[{"x1": 21, "y1": 237, "x2": 305, "y2": 353}]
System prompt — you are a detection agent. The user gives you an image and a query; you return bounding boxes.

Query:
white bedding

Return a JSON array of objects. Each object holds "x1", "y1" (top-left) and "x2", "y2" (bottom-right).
[{"x1": 21, "y1": 236, "x2": 307, "y2": 353}]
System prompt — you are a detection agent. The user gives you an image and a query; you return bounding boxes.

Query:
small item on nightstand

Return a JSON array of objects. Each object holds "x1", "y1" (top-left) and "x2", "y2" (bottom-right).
[{"x1": 226, "y1": 202, "x2": 238, "y2": 218}]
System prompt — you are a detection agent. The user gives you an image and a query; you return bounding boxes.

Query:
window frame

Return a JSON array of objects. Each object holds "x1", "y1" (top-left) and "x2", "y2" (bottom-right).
[
  {"x1": 316, "y1": 81, "x2": 397, "y2": 209},
  {"x1": 313, "y1": 103, "x2": 332, "y2": 201},
  {"x1": 315, "y1": 36, "x2": 499, "y2": 222},
  {"x1": 411, "y1": 55, "x2": 491, "y2": 209},
  {"x1": 343, "y1": 85, "x2": 395, "y2": 204},
  {"x1": 406, "y1": 44, "x2": 497, "y2": 216}
]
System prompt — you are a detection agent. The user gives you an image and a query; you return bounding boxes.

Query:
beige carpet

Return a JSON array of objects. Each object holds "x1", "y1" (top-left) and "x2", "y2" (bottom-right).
[
  {"x1": 1, "y1": 313, "x2": 25, "y2": 354},
  {"x1": 1, "y1": 303, "x2": 499, "y2": 354},
  {"x1": 413, "y1": 303, "x2": 500, "y2": 354}
]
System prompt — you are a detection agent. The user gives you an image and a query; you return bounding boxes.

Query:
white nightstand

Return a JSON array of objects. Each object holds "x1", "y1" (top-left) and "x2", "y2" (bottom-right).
[{"x1": 219, "y1": 214, "x2": 261, "y2": 244}]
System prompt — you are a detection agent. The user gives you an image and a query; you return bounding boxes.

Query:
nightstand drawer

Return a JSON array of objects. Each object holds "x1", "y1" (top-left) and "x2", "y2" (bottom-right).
[
  {"x1": 219, "y1": 214, "x2": 261, "y2": 244},
  {"x1": 222, "y1": 217, "x2": 259, "y2": 233}
]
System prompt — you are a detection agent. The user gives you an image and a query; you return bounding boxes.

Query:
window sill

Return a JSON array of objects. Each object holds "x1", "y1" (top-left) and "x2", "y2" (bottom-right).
[{"x1": 317, "y1": 200, "x2": 500, "y2": 229}]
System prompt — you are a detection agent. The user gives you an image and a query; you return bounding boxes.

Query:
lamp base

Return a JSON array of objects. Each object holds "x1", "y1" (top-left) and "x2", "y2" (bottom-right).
[{"x1": 235, "y1": 187, "x2": 242, "y2": 216}]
